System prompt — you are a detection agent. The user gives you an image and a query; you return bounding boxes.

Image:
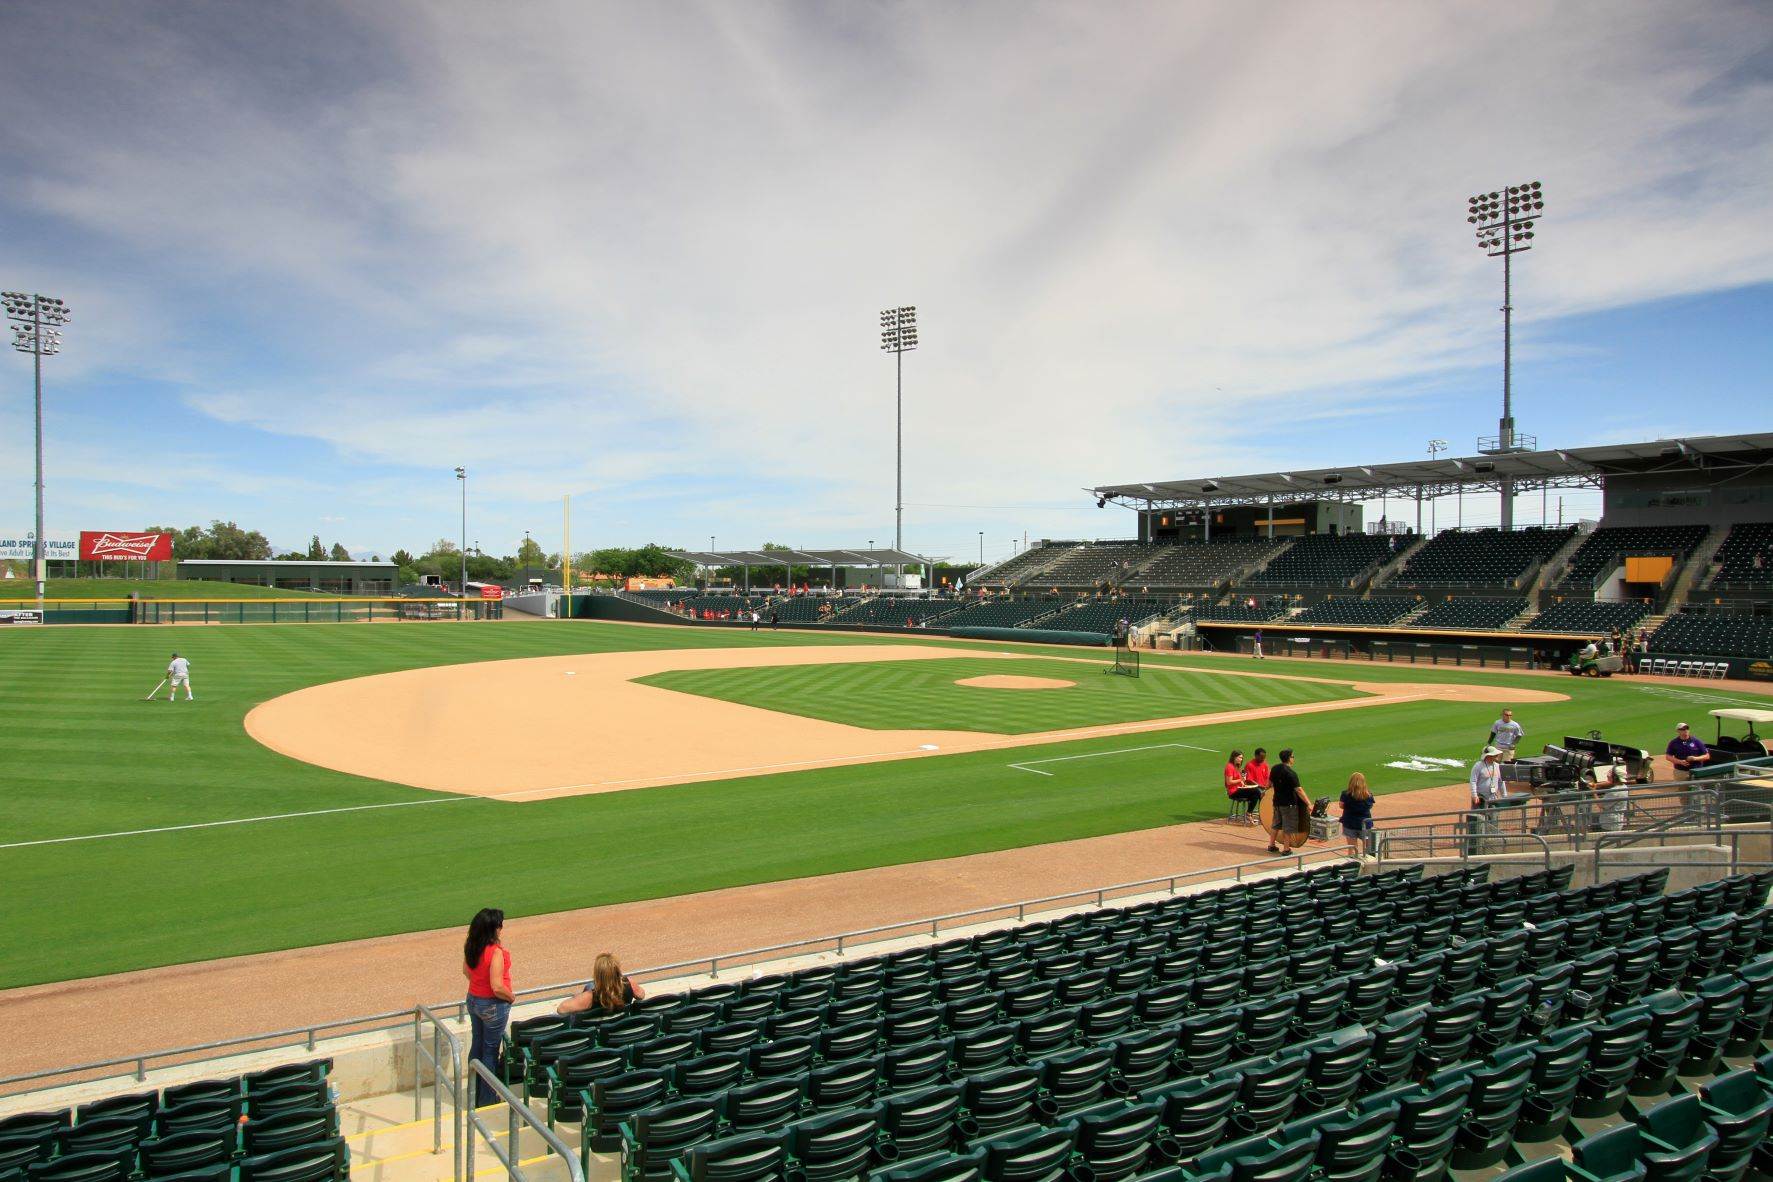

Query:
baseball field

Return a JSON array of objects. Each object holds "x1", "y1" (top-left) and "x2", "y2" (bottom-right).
[{"x1": 4, "y1": 616, "x2": 1768, "y2": 991}]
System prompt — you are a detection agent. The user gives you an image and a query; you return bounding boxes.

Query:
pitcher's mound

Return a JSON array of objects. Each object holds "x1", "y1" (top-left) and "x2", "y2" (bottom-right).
[{"x1": 956, "y1": 674, "x2": 1076, "y2": 690}]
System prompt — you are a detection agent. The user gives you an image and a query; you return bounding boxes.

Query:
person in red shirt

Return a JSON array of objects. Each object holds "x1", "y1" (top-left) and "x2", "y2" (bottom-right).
[
  {"x1": 462, "y1": 908, "x2": 515, "y2": 1106},
  {"x1": 1225, "y1": 749, "x2": 1262, "y2": 824}
]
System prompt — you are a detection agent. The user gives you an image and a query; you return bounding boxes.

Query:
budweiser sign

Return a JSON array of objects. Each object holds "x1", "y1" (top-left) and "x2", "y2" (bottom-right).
[{"x1": 80, "y1": 531, "x2": 173, "y2": 561}]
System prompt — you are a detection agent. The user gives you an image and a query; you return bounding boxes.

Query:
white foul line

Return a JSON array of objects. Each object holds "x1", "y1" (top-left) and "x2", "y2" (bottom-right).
[
  {"x1": 0, "y1": 797, "x2": 469, "y2": 851},
  {"x1": 1008, "y1": 741, "x2": 1214, "y2": 776}
]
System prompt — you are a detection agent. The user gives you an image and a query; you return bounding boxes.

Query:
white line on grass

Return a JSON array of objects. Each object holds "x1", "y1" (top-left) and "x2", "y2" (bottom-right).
[
  {"x1": 0, "y1": 798, "x2": 468, "y2": 850},
  {"x1": 1008, "y1": 742, "x2": 1214, "y2": 776}
]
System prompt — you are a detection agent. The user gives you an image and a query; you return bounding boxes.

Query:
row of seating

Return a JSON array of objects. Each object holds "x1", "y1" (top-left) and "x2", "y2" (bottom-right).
[
  {"x1": 1710, "y1": 522, "x2": 1773, "y2": 587},
  {"x1": 970, "y1": 547, "x2": 1090, "y2": 591},
  {"x1": 1411, "y1": 597, "x2": 1528, "y2": 630},
  {"x1": 522, "y1": 866, "x2": 1749, "y2": 1181},
  {"x1": 1132, "y1": 542, "x2": 1283, "y2": 591},
  {"x1": 639, "y1": 876, "x2": 1771, "y2": 1182},
  {"x1": 936, "y1": 601, "x2": 1069, "y2": 630},
  {"x1": 0, "y1": 1061, "x2": 342, "y2": 1182},
  {"x1": 1042, "y1": 601, "x2": 1170, "y2": 635},
  {"x1": 1035, "y1": 546, "x2": 1159, "y2": 590},
  {"x1": 1247, "y1": 536, "x2": 1395, "y2": 589},
  {"x1": 1393, "y1": 527, "x2": 1573, "y2": 590},
  {"x1": 1649, "y1": 614, "x2": 1773, "y2": 660},
  {"x1": 836, "y1": 600, "x2": 964, "y2": 627},
  {"x1": 1524, "y1": 600, "x2": 1652, "y2": 634},
  {"x1": 768, "y1": 598, "x2": 859, "y2": 623},
  {"x1": 1290, "y1": 599, "x2": 1417, "y2": 627}
]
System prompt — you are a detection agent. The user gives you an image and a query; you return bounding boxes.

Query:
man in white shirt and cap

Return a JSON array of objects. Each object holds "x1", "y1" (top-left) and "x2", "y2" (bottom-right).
[
  {"x1": 1469, "y1": 744, "x2": 1509, "y2": 840},
  {"x1": 164, "y1": 652, "x2": 194, "y2": 702},
  {"x1": 1489, "y1": 709, "x2": 1524, "y2": 759}
]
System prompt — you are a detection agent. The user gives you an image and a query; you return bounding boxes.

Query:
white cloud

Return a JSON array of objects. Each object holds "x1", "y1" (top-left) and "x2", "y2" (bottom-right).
[{"x1": 1, "y1": 0, "x2": 1769, "y2": 553}]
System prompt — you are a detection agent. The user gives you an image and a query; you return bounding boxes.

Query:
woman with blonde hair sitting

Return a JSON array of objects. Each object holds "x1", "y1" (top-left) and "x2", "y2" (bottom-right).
[{"x1": 557, "y1": 952, "x2": 648, "y2": 1016}]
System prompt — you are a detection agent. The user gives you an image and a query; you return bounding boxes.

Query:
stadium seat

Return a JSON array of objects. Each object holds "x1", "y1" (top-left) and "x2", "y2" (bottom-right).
[
  {"x1": 675, "y1": 1131, "x2": 789, "y2": 1182},
  {"x1": 622, "y1": 1099, "x2": 722, "y2": 1182},
  {"x1": 785, "y1": 1109, "x2": 879, "y2": 1182}
]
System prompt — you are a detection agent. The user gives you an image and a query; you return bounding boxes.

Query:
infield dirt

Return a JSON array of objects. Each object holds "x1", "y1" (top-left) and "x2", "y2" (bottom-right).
[{"x1": 245, "y1": 643, "x2": 1566, "y2": 801}]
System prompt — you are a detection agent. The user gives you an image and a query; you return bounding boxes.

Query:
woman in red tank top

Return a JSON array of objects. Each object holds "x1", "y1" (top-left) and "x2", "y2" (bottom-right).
[{"x1": 463, "y1": 908, "x2": 515, "y2": 1105}]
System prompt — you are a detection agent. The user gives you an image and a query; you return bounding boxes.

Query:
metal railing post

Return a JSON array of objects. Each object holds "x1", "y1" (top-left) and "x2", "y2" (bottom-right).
[{"x1": 464, "y1": 1061, "x2": 583, "y2": 1182}]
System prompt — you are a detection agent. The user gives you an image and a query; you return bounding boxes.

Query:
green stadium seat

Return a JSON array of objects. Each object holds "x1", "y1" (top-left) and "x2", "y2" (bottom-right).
[
  {"x1": 546, "y1": 1046, "x2": 630, "y2": 1124},
  {"x1": 1494, "y1": 1156, "x2": 1569, "y2": 1182},
  {"x1": 674, "y1": 1131, "x2": 789, "y2": 1182},
  {"x1": 1072, "y1": 1099, "x2": 1163, "y2": 1182},
  {"x1": 1359, "y1": 1073, "x2": 1468, "y2": 1182},
  {"x1": 1296, "y1": 1102, "x2": 1396, "y2": 1182},
  {"x1": 24, "y1": 1153, "x2": 133, "y2": 1182},
  {"x1": 632, "y1": 1033, "x2": 700, "y2": 1073},
  {"x1": 1230, "y1": 1049, "x2": 1309, "y2": 1135},
  {"x1": 719, "y1": 1077, "x2": 806, "y2": 1134},
  {"x1": 1038, "y1": 1046, "x2": 1114, "y2": 1116},
  {"x1": 979, "y1": 1123, "x2": 1074, "y2": 1182},
  {"x1": 1696, "y1": 1069, "x2": 1773, "y2": 1182},
  {"x1": 786, "y1": 1109, "x2": 879, "y2": 1182},
  {"x1": 883, "y1": 1041, "x2": 954, "y2": 1093},
  {"x1": 621, "y1": 1098, "x2": 723, "y2": 1182},
  {"x1": 241, "y1": 1107, "x2": 338, "y2": 1158},
  {"x1": 1441, "y1": 1044, "x2": 1534, "y2": 1168},
  {"x1": 1573, "y1": 1010, "x2": 1651, "y2": 1119},
  {"x1": 747, "y1": 1036, "x2": 817, "y2": 1080},
  {"x1": 1514, "y1": 1025, "x2": 1591, "y2": 1142},
  {"x1": 1194, "y1": 1126, "x2": 1321, "y2": 1182},
  {"x1": 138, "y1": 1132, "x2": 235, "y2": 1177},
  {"x1": 1150, "y1": 1072, "x2": 1240, "y2": 1158},
  {"x1": 587, "y1": 1069, "x2": 672, "y2": 1150},
  {"x1": 1297, "y1": 1027, "x2": 1373, "y2": 1112},
  {"x1": 669, "y1": 1053, "x2": 747, "y2": 1102},
  {"x1": 151, "y1": 1100, "x2": 240, "y2": 1139},
  {"x1": 958, "y1": 1066, "x2": 1041, "y2": 1141},
  {"x1": 1629, "y1": 1093, "x2": 1720, "y2": 1182},
  {"x1": 806, "y1": 1057, "x2": 880, "y2": 1112},
  {"x1": 55, "y1": 1118, "x2": 148, "y2": 1160}
]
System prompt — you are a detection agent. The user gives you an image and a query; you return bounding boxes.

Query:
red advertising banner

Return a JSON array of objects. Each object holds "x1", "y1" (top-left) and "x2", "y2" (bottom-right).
[
  {"x1": 479, "y1": 584, "x2": 504, "y2": 599},
  {"x1": 80, "y1": 531, "x2": 173, "y2": 561}
]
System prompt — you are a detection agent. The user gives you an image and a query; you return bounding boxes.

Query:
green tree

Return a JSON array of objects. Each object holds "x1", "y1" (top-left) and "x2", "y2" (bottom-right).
[
  {"x1": 328, "y1": 543, "x2": 351, "y2": 562},
  {"x1": 306, "y1": 535, "x2": 325, "y2": 560},
  {"x1": 515, "y1": 536, "x2": 547, "y2": 569},
  {"x1": 390, "y1": 549, "x2": 415, "y2": 568}
]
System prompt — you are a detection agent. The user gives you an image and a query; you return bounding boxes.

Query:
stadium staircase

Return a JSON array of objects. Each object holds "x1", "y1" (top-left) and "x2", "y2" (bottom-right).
[
  {"x1": 1665, "y1": 527, "x2": 1727, "y2": 615},
  {"x1": 1525, "y1": 527, "x2": 1595, "y2": 613},
  {"x1": 1364, "y1": 535, "x2": 1432, "y2": 591}
]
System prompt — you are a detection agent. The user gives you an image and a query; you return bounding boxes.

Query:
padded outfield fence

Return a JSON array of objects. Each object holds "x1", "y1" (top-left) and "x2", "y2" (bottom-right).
[{"x1": 0, "y1": 597, "x2": 504, "y2": 624}]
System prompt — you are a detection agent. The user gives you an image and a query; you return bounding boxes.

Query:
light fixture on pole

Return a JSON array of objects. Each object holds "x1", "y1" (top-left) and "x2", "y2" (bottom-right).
[
  {"x1": 1425, "y1": 439, "x2": 1449, "y2": 535},
  {"x1": 454, "y1": 467, "x2": 467, "y2": 600},
  {"x1": 879, "y1": 305, "x2": 917, "y2": 588},
  {"x1": 978, "y1": 531, "x2": 984, "y2": 566},
  {"x1": 1468, "y1": 181, "x2": 1545, "y2": 530},
  {"x1": 4, "y1": 291, "x2": 69, "y2": 602}
]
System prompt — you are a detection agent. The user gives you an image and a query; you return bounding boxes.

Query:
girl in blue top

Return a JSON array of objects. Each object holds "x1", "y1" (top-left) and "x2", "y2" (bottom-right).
[{"x1": 1339, "y1": 772, "x2": 1374, "y2": 858}]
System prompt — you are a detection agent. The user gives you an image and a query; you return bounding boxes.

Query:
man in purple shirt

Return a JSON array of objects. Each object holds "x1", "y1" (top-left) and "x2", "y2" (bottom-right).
[{"x1": 1666, "y1": 723, "x2": 1711, "y2": 780}]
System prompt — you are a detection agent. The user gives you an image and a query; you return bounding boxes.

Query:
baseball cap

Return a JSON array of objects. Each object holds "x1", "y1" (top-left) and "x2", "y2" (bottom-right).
[
  {"x1": 1482, "y1": 745, "x2": 1501, "y2": 757},
  {"x1": 1677, "y1": 722, "x2": 1690, "y2": 730}
]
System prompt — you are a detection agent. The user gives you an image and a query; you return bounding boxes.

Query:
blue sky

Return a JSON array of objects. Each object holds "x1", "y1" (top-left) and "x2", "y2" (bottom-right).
[{"x1": 1, "y1": 1, "x2": 1769, "y2": 565}]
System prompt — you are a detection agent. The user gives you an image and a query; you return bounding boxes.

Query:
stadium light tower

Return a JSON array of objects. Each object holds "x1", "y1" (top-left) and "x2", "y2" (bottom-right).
[
  {"x1": 1468, "y1": 181, "x2": 1545, "y2": 530},
  {"x1": 879, "y1": 305, "x2": 918, "y2": 587},
  {"x1": 5, "y1": 291, "x2": 69, "y2": 603},
  {"x1": 454, "y1": 467, "x2": 467, "y2": 597}
]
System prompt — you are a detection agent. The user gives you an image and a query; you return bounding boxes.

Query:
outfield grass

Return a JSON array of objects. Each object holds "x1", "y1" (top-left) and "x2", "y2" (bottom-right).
[
  {"x1": 1, "y1": 578, "x2": 325, "y2": 600},
  {"x1": 640, "y1": 656, "x2": 1363, "y2": 732},
  {"x1": 2, "y1": 620, "x2": 1767, "y2": 988}
]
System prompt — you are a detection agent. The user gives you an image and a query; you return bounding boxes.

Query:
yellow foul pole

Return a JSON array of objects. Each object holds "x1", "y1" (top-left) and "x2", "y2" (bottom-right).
[{"x1": 562, "y1": 494, "x2": 572, "y2": 619}]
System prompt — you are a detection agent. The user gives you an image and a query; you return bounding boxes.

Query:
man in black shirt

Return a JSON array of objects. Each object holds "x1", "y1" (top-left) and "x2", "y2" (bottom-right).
[{"x1": 1266, "y1": 748, "x2": 1309, "y2": 854}]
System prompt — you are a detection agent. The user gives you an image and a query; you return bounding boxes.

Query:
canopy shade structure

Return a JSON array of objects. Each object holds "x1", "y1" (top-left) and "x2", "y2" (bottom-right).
[
  {"x1": 667, "y1": 548, "x2": 936, "y2": 568},
  {"x1": 1090, "y1": 433, "x2": 1773, "y2": 509}
]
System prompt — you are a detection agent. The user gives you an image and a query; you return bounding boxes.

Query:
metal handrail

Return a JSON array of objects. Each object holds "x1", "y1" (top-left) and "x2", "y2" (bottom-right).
[
  {"x1": 1371, "y1": 825, "x2": 1553, "y2": 872},
  {"x1": 413, "y1": 1003, "x2": 464, "y2": 1182},
  {"x1": 0, "y1": 845, "x2": 1346, "y2": 1096},
  {"x1": 465, "y1": 1060, "x2": 583, "y2": 1182}
]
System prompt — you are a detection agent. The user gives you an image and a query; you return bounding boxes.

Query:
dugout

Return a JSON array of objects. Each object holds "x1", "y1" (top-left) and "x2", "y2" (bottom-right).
[{"x1": 177, "y1": 558, "x2": 397, "y2": 594}]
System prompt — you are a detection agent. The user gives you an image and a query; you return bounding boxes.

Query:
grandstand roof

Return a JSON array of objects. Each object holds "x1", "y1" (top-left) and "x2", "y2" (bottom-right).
[
  {"x1": 1092, "y1": 433, "x2": 1773, "y2": 508},
  {"x1": 668, "y1": 547, "x2": 933, "y2": 567}
]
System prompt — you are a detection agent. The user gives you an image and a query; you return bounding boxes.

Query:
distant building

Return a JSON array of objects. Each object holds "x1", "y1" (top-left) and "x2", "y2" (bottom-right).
[{"x1": 177, "y1": 559, "x2": 397, "y2": 594}]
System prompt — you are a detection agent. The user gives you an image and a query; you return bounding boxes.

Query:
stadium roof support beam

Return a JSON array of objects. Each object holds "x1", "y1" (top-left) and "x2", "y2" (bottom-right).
[{"x1": 1088, "y1": 433, "x2": 1773, "y2": 514}]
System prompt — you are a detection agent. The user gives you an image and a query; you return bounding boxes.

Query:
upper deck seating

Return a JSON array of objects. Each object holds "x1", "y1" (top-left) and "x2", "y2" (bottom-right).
[{"x1": 1246, "y1": 535, "x2": 1393, "y2": 588}]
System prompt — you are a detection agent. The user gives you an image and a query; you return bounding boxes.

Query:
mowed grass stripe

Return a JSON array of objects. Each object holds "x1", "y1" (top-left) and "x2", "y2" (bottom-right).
[
  {"x1": 2, "y1": 621, "x2": 1768, "y2": 986},
  {"x1": 637, "y1": 657, "x2": 1361, "y2": 734}
]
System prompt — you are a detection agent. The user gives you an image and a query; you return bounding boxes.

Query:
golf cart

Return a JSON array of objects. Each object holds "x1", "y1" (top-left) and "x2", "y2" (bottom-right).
[
  {"x1": 1706, "y1": 708, "x2": 1773, "y2": 767},
  {"x1": 1568, "y1": 643, "x2": 1624, "y2": 677}
]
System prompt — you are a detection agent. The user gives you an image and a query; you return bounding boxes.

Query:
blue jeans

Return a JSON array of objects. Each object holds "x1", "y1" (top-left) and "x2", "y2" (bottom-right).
[{"x1": 466, "y1": 995, "x2": 511, "y2": 1107}]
